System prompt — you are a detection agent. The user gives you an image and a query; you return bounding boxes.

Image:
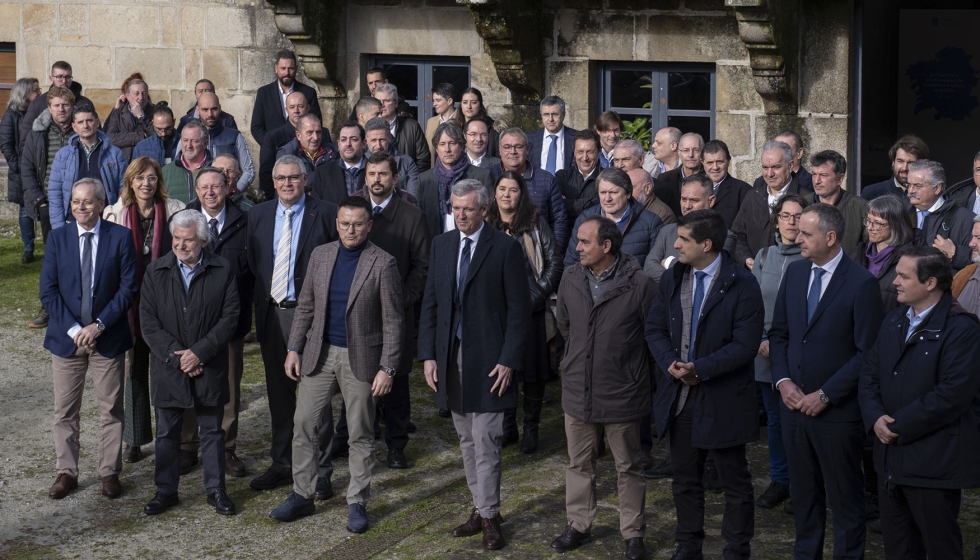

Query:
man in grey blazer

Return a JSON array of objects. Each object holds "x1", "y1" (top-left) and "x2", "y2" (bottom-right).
[{"x1": 269, "y1": 196, "x2": 404, "y2": 534}]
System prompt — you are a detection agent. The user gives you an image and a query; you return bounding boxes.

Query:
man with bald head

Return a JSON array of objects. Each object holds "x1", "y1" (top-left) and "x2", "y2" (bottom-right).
[
  {"x1": 645, "y1": 127, "x2": 681, "y2": 178},
  {"x1": 259, "y1": 92, "x2": 334, "y2": 199},
  {"x1": 176, "y1": 79, "x2": 238, "y2": 138},
  {"x1": 629, "y1": 168, "x2": 675, "y2": 227},
  {"x1": 657, "y1": 133, "x2": 705, "y2": 218},
  {"x1": 175, "y1": 93, "x2": 255, "y2": 195},
  {"x1": 752, "y1": 131, "x2": 812, "y2": 191}
]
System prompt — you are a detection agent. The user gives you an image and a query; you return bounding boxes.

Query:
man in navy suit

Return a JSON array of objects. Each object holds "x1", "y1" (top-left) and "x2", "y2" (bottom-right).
[
  {"x1": 527, "y1": 96, "x2": 577, "y2": 175},
  {"x1": 769, "y1": 203, "x2": 885, "y2": 560},
  {"x1": 249, "y1": 50, "x2": 322, "y2": 146},
  {"x1": 246, "y1": 154, "x2": 339, "y2": 494},
  {"x1": 40, "y1": 178, "x2": 138, "y2": 500},
  {"x1": 860, "y1": 135, "x2": 929, "y2": 201}
]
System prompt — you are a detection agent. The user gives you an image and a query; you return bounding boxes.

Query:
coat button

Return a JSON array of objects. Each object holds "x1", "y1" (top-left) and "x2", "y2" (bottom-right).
[
  {"x1": 803, "y1": 339, "x2": 807, "y2": 344},
  {"x1": 894, "y1": 372, "x2": 898, "y2": 376}
]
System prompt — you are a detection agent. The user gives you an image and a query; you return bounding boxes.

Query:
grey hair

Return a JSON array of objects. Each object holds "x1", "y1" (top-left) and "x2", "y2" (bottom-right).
[
  {"x1": 762, "y1": 140, "x2": 793, "y2": 164},
  {"x1": 181, "y1": 119, "x2": 208, "y2": 140},
  {"x1": 212, "y1": 153, "x2": 241, "y2": 172},
  {"x1": 374, "y1": 82, "x2": 398, "y2": 98},
  {"x1": 498, "y1": 127, "x2": 527, "y2": 146},
  {"x1": 434, "y1": 122, "x2": 465, "y2": 146},
  {"x1": 908, "y1": 159, "x2": 946, "y2": 192},
  {"x1": 867, "y1": 194, "x2": 915, "y2": 247},
  {"x1": 680, "y1": 132, "x2": 705, "y2": 151},
  {"x1": 614, "y1": 139, "x2": 645, "y2": 159},
  {"x1": 71, "y1": 178, "x2": 106, "y2": 203},
  {"x1": 296, "y1": 113, "x2": 321, "y2": 130},
  {"x1": 660, "y1": 126, "x2": 682, "y2": 146},
  {"x1": 364, "y1": 116, "x2": 391, "y2": 138},
  {"x1": 127, "y1": 78, "x2": 147, "y2": 93},
  {"x1": 451, "y1": 179, "x2": 490, "y2": 207},
  {"x1": 8, "y1": 77, "x2": 36, "y2": 112},
  {"x1": 273, "y1": 154, "x2": 306, "y2": 176},
  {"x1": 540, "y1": 95, "x2": 566, "y2": 114},
  {"x1": 169, "y1": 209, "x2": 210, "y2": 243},
  {"x1": 803, "y1": 202, "x2": 846, "y2": 241},
  {"x1": 681, "y1": 173, "x2": 714, "y2": 200}
]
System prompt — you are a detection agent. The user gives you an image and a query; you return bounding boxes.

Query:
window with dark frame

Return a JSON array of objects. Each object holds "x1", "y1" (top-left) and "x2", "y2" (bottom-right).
[{"x1": 370, "y1": 56, "x2": 470, "y2": 123}]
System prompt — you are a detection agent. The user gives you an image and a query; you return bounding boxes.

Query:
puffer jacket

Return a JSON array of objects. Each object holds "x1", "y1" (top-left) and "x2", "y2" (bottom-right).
[
  {"x1": 2, "y1": 108, "x2": 24, "y2": 203},
  {"x1": 20, "y1": 109, "x2": 73, "y2": 220},
  {"x1": 565, "y1": 197, "x2": 664, "y2": 268},
  {"x1": 48, "y1": 130, "x2": 127, "y2": 228}
]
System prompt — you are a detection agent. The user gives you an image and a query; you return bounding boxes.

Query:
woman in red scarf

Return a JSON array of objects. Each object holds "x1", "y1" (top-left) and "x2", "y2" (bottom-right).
[{"x1": 103, "y1": 156, "x2": 185, "y2": 463}]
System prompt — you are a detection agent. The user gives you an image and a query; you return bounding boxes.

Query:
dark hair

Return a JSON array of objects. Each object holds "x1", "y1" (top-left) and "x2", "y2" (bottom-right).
[
  {"x1": 488, "y1": 171, "x2": 540, "y2": 236},
  {"x1": 195, "y1": 78, "x2": 215, "y2": 91},
  {"x1": 432, "y1": 82, "x2": 456, "y2": 101},
  {"x1": 681, "y1": 173, "x2": 712, "y2": 192},
  {"x1": 72, "y1": 103, "x2": 98, "y2": 121},
  {"x1": 339, "y1": 121, "x2": 365, "y2": 141},
  {"x1": 464, "y1": 118, "x2": 489, "y2": 135},
  {"x1": 595, "y1": 167, "x2": 632, "y2": 194},
  {"x1": 898, "y1": 245, "x2": 953, "y2": 292},
  {"x1": 366, "y1": 150, "x2": 397, "y2": 175},
  {"x1": 677, "y1": 209, "x2": 728, "y2": 253},
  {"x1": 573, "y1": 129, "x2": 601, "y2": 151},
  {"x1": 703, "y1": 139, "x2": 731, "y2": 161},
  {"x1": 581, "y1": 215, "x2": 623, "y2": 255},
  {"x1": 366, "y1": 66, "x2": 386, "y2": 78},
  {"x1": 51, "y1": 61, "x2": 72, "y2": 73},
  {"x1": 152, "y1": 101, "x2": 174, "y2": 121},
  {"x1": 889, "y1": 134, "x2": 929, "y2": 162},
  {"x1": 810, "y1": 150, "x2": 847, "y2": 176},
  {"x1": 594, "y1": 111, "x2": 622, "y2": 132},
  {"x1": 338, "y1": 195, "x2": 373, "y2": 219},
  {"x1": 354, "y1": 96, "x2": 382, "y2": 116},
  {"x1": 460, "y1": 87, "x2": 488, "y2": 121},
  {"x1": 274, "y1": 50, "x2": 297, "y2": 65},
  {"x1": 803, "y1": 202, "x2": 846, "y2": 241},
  {"x1": 770, "y1": 193, "x2": 811, "y2": 234},
  {"x1": 775, "y1": 130, "x2": 804, "y2": 152}
]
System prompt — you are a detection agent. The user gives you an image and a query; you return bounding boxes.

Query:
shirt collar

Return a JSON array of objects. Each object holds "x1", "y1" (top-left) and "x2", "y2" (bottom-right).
[
  {"x1": 906, "y1": 301, "x2": 938, "y2": 331},
  {"x1": 344, "y1": 158, "x2": 366, "y2": 171},
  {"x1": 713, "y1": 174, "x2": 728, "y2": 190},
  {"x1": 278, "y1": 194, "x2": 306, "y2": 216},
  {"x1": 77, "y1": 218, "x2": 101, "y2": 238},
  {"x1": 925, "y1": 196, "x2": 945, "y2": 214},
  {"x1": 578, "y1": 164, "x2": 597, "y2": 179},
  {"x1": 588, "y1": 254, "x2": 620, "y2": 282},
  {"x1": 812, "y1": 247, "x2": 844, "y2": 275},
  {"x1": 201, "y1": 204, "x2": 227, "y2": 227},
  {"x1": 372, "y1": 192, "x2": 394, "y2": 212},
  {"x1": 467, "y1": 152, "x2": 485, "y2": 166},
  {"x1": 179, "y1": 254, "x2": 204, "y2": 273},
  {"x1": 460, "y1": 222, "x2": 485, "y2": 245},
  {"x1": 694, "y1": 253, "x2": 722, "y2": 278},
  {"x1": 439, "y1": 109, "x2": 459, "y2": 124}
]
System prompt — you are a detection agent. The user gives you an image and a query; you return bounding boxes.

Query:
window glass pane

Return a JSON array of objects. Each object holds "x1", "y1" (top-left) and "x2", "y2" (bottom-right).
[
  {"x1": 610, "y1": 70, "x2": 652, "y2": 109},
  {"x1": 619, "y1": 114, "x2": 655, "y2": 151},
  {"x1": 667, "y1": 115, "x2": 711, "y2": 141},
  {"x1": 382, "y1": 64, "x2": 418, "y2": 101},
  {"x1": 431, "y1": 66, "x2": 470, "y2": 104},
  {"x1": 402, "y1": 105, "x2": 419, "y2": 121},
  {"x1": 667, "y1": 72, "x2": 711, "y2": 111}
]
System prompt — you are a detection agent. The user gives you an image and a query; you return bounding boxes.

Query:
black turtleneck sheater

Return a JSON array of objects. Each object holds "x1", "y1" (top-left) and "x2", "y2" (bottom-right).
[{"x1": 325, "y1": 240, "x2": 367, "y2": 347}]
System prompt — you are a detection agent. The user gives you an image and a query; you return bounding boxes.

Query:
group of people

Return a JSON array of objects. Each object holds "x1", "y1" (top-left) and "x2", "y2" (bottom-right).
[{"x1": 10, "y1": 48, "x2": 980, "y2": 560}]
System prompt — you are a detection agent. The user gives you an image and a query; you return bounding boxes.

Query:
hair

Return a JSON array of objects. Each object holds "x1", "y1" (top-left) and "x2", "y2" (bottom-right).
[
  {"x1": 71, "y1": 178, "x2": 106, "y2": 204},
  {"x1": 463, "y1": 118, "x2": 489, "y2": 136},
  {"x1": 677, "y1": 209, "x2": 727, "y2": 253},
  {"x1": 762, "y1": 140, "x2": 793, "y2": 164},
  {"x1": 866, "y1": 195, "x2": 915, "y2": 247},
  {"x1": 366, "y1": 150, "x2": 397, "y2": 175},
  {"x1": 573, "y1": 129, "x2": 601, "y2": 151},
  {"x1": 595, "y1": 167, "x2": 632, "y2": 194},
  {"x1": 338, "y1": 195, "x2": 373, "y2": 219},
  {"x1": 364, "y1": 116, "x2": 392, "y2": 138},
  {"x1": 498, "y1": 127, "x2": 528, "y2": 147},
  {"x1": 908, "y1": 159, "x2": 946, "y2": 192},
  {"x1": 898, "y1": 245, "x2": 953, "y2": 292},
  {"x1": 274, "y1": 50, "x2": 297, "y2": 65},
  {"x1": 273, "y1": 154, "x2": 305, "y2": 176},
  {"x1": 679, "y1": 132, "x2": 705, "y2": 151},
  {"x1": 51, "y1": 61, "x2": 72, "y2": 74},
  {"x1": 614, "y1": 139, "x2": 644, "y2": 159},
  {"x1": 213, "y1": 153, "x2": 241, "y2": 178},
  {"x1": 122, "y1": 73, "x2": 145, "y2": 94},
  {"x1": 581, "y1": 215, "x2": 623, "y2": 255},
  {"x1": 889, "y1": 134, "x2": 929, "y2": 162},
  {"x1": 339, "y1": 120, "x2": 365, "y2": 140},
  {"x1": 354, "y1": 96, "x2": 383, "y2": 117},
  {"x1": 974, "y1": 150, "x2": 980, "y2": 163},
  {"x1": 297, "y1": 113, "x2": 322, "y2": 131},
  {"x1": 71, "y1": 104, "x2": 98, "y2": 121},
  {"x1": 460, "y1": 87, "x2": 488, "y2": 121},
  {"x1": 810, "y1": 150, "x2": 847, "y2": 176},
  {"x1": 169, "y1": 209, "x2": 210, "y2": 242},
  {"x1": 432, "y1": 82, "x2": 456, "y2": 101},
  {"x1": 46, "y1": 86, "x2": 75, "y2": 106},
  {"x1": 702, "y1": 139, "x2": 731, "y2": 161},
  {"x1": 434, "y1": 122, "x2": 465, "y2": 149},
  {"x1": 803, "y1": 202, "x2": 846, "y2": 241},
  {"x1": 8, "y1": 78, "x2": 36, "y2": 112},
  {"x1": 775, "y1": 130, "x2": 804, "y2": 153},
  {"x1": 121, "y1": 157, "x2": 168, "y2": 206},
  {"x1": 374, "y1": 82, "x2": 399, "y2": 98},
  {"x1": 366, "y1": 66, "x2": 386, "y2": 78},
  {"x1": 681, "y1": 173, "x2": 714, "y2": 200},
  {"x1": 488, "y1": 171, "x2": 540, "y2": 236},
  {"x1": 594, "y1": 110, "x2": 622, "y2": 132},
  {"x1": 451, "y1": 178, "x2": 490, "y2": 207},
  {"x1": 769, "y1": 193, "x2": 811, "y2": 235},
  {"x1": 152, "y1": 101, "x2": 174, "y2": 121},
  {"x1": 180, "y1": 119, "x2": 208, "y2": 140},
  {"x1": 659, "y1": 126, "x2": 682, "y2": 146},
  {"x1": 540, "y1": 95, "x2": 566, "y2": 114},
  {"x1": 195, "y1": 78, "x2": 215, "y2": 91},
  {"x1": 195, "y1": 166, "x2": 226, "y2": 188}
]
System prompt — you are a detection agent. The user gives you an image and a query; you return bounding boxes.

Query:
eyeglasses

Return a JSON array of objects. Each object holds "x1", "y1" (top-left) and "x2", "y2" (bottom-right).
[
  {"x1": 863, "y1": 218, "x2": 890, "y2": 230},
  {"x1": 274, "y1": 174, "x2": 304, "y2": 183},
  {"x1": 338, "y1": 221, "x2": 368, "y2": 230},
  {"x1": 777, "y1": 212, "x2": 802, "y2": 222},
  {"x1": 500, "y1": 144, "x2": 527, "y2": 152},
  {"x1": 134, "y1": 175, "x2": 159, "y2": 184}
]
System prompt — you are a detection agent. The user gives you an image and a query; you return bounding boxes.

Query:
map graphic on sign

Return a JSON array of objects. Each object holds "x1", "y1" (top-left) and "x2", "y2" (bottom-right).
[{"x1": 905, "y1": 46, "x2": 978, "y2": 121}]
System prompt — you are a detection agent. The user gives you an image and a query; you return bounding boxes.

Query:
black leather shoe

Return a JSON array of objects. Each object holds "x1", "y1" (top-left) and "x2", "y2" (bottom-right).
[
  {"x1": 249, "y1": 467, "x2": 293, "y2": 491},
  {"x1": 625, "y1": 537, "x2": 646, "y2": 560},
  {"x1": 669, "y1": 542, "x2": 703, "y2": 560},
  {"x1": 757, "y1": 481, "x2": 790, "y2": 508},
  {"x1": 642, "y1": 459, "x2": 673, "y2": 479},
  {"x1": 21, "y1": 250, "x2": 34, "y2": 264},
  {"x1": 550, "y1": 524, "x2": 592, "y2": 552},
  {"x1": 208, "y1": 489, "x2": 237, "y2": 515},
  {"x1": 519, "y1": 425, "x2": 538, "y2": 454},
  {"x1": 501, "y1": 429, "x2": 519, "y2": 447},
  {"x1": 314, "y1": 477, "x2": 333, "y2": 500},
  {"x1": 438, "y1": 408, "x2": 452, "y2": 418},
  {"x1": 387, "y1": 448, "x2": 408, "y2": 469},
  {"x1": 122, "y1": 445, "x2": 142, "y2": 464},
  {"x1": 144, "y1": 492, "x2": 179, "y2": 515}
]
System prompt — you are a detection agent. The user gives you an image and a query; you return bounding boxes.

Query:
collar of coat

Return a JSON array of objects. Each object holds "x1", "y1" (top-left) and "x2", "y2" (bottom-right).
[
  {"x1": 892, "y1": 290, "x2": 979, "y2": 345},
  {"x1": 155, "y1": 249, "x2": 226, "y2": 272},
  {"x1": 669, "y1": 250, "x2": 738, "y2": 296},
  {"x1": 569, "y1": 251, "x2": 643, "y2": 304}
]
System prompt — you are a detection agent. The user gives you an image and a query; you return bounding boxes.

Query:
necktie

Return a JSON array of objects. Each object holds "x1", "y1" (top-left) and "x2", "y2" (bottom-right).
[
  {"x1": 689, "y1": 271, "x2": 706, "y2": 362},
  {"x1": 208, "y1": 218, "x2": 219, "y2": 246},
  {"x1": 807, "y1": 267, "x2": 826, "y2": 323},
  {"x1": 347, "y1": 167, "x2": 359, "y2": 195},
  {"x1": 270, "y1": 208, "x2": 294, "y2": 303},
  {"x1": 373, "y1": 205, "x2": 383, "y2": 217},
  {"x1": 545, "y1": 134, "x2": 558, "y2": 175},
  {"x1": 456, "y1": 238, "x2": 472, "y2": 339},
  {"x1": 80, "y1": 232, "x2": 94, "y2": 326},
  {"x1": 918, "y1": 210, "x2": 930, "y2": 229}
]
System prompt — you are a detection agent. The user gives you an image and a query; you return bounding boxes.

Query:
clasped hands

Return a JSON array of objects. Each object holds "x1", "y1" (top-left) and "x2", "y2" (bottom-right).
[
  {"x1": 668, "y1": 361, "x2": 700, "y2": 386},
  {"x1": 174, "y1": 349, "x2": 203, "y2": 377},
  {"x1": 778, "y1": 380, "x2": 828, "y2": 417}
]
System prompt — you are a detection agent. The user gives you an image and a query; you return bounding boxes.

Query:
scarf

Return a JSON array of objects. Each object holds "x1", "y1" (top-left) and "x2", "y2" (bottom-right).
[
  {"x1": 433, "y1": 156, "x2": 470, "y2": 216},
  {"x1": 123, "y1": 199, "x2": 167, "y2": 339},
  {"x1": 865, "y1": 243, "x2": 896, "y2": 278},
  {"x1": 521, "y1": 227, "x2": 545, "y2": 280}
]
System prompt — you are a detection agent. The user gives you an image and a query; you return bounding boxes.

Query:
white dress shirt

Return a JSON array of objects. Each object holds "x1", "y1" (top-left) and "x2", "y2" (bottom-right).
[
  {"x1": 279, "y1": 82, "x2": 295, "y2": 119},
  {"x1": 67, "y1": 219, "x2": 102, "y2": 338},
  {"x1": 767, "y1": 180, "x2": 792, "y2": 212},
  {"x1": 538, "y1": 127, "x2": 567, "y2": 173},
  {"x1": 201, "y1": 205, "x2": 227, "y2": 235},
  {"x1": 916, "y1": 196, "x2": 945, "y2": 229},
  {"x1": 457, "y1": 222, "x2": 484, "y2": 280}
]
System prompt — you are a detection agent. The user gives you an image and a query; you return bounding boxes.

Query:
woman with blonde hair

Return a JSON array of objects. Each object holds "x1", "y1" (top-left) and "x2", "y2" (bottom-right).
[{"x1": 104, "y1": 156, "x2": 185, "y2": 462}]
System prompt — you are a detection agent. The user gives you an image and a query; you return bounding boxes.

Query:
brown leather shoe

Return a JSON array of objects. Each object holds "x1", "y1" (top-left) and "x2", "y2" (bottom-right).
[
  {"x1": 101, "y1": 475, "x2": 122, "y2": 499},
  {"x1": 451, "y1": 507, "x2": 482, "y2": 537},
  {"x1": 481, "y1": 514, "x2": 506, "y2": 550},
  {"x1": 48, "y1": 473, "x2": 78, "y2": 499},
  {"x1": 225, "y1": 449, "x2": 246, "y2": 478}
]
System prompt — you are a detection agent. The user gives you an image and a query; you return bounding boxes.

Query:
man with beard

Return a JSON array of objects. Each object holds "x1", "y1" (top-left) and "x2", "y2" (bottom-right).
[
  {"x1": 250, "y1": 50, "x2": 322, "y2": 146},
  {"x1": 862, "y1": 135, "x2": 928, "y2": 201},
  {"x1": 133, "y1": 103, "x2": 178, "y2": 167},
  {"x1": 364, "y1": 116, "x2": 419, "y2": 198},
  {"x1": 309, "y1": 122, "x2": 369, "y2": 205}
]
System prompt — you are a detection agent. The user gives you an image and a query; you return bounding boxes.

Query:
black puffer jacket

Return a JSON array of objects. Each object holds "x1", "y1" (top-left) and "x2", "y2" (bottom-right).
[{"x1": 1, "y1": 108, "x2": 24, "y2": 203}]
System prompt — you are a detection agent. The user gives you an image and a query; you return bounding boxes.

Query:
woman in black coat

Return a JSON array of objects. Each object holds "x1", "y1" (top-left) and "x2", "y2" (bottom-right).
[
  {"x1": 2, "y1": 77, "x2": 41, "y2": 263},
  {"x1": 489, "y1": 170, "x2": 562, "y2": 453},
  {"x1": 851, "y1": 194, "x2": 915, "y2": 314}
]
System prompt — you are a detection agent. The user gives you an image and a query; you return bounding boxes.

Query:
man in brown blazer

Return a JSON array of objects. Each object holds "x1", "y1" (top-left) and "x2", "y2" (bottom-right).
[{"x1": 269, "y1": 196, "x2": 404, "y2": 533}]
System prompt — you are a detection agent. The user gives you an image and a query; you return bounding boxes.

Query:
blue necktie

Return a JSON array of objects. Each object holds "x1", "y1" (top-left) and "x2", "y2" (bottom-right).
[
  {"x1": 917, "y1": 210, "x2": 930, "y2": 229},
  {"x1": 807, "y1": 268, "x2": 826, "y2": 323},
  {"x1": 545, "y1": 134, "x2": 558, "y2": 174},
  {"x1": 689, "y1": 271, "x2": 706, "y2": 362},
  {"x1": 456, "y1": 238, "x2": 472, "y2": 339},
  {"x1": 80, "y1": 232, "x2": 94, "y2": 326},
  {"x1": 373, "y1": 205, "x2": 382, "y2": 217},
  {"x1": 347, "y1": 167, "x2": 359, "y2": 195}
]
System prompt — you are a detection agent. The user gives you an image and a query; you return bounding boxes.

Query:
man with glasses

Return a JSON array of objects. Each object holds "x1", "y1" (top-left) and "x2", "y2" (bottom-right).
[
  {"x1": 907, "y1": 159, "x2": 975, "y2": 271},
  {"x1": 20, "y1": 61, "x2": 93, "y2": 151},
  {"x1": 246, "y1": 154, "x2": 339, "y2": 495},
  {"x1": 133, "y1": 103, "x2": 178, "y2": 167},
  {"x1": 806, "y1": 150, "x2": 867, "y2": 255},
  {"x1": 657, "y1": 133, "x2": 706, "y2": 218}
]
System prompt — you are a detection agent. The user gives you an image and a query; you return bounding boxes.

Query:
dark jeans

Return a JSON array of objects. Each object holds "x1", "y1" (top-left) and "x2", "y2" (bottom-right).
[
  {"x1": 19, "y1": 205, "x2": 35, "y2": 252},
  {"x1": 155, "y1": 405, "x2": 225, "y2": 495},
  {"x1": 758, "y1": 382, "x2": 789, "y2": 485},
  {"x1": 879, "y1": 481, "x2": 963, "y2": 560}
]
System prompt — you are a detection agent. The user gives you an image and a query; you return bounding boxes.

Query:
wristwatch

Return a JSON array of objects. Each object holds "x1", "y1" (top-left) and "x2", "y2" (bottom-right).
[
  {"x1": 818, "y1": 389, "x2": 830, "y2": 404},
  {"x1": 380, "y1": 365, "x2": 396, "y2": 378},
  {"x1": 95, "y1": 319, "x2": 106, "y2": 332}
]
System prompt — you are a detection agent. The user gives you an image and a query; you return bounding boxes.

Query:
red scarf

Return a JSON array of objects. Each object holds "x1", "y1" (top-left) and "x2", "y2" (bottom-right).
[{"x1": 123, "y1": 200, "x2": 167, "y2": 338}]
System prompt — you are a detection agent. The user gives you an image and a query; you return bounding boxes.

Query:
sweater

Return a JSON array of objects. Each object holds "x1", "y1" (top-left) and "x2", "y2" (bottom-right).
[
  {"x1": 750, "y1": 239, "x2": 803, "y2": 382},
  {"x1": 325, "y1": 241, "x2": 365, "y2": 348}
]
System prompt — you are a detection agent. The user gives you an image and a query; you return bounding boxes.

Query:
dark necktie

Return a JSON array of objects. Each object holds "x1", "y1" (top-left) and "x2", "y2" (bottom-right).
[
  {"x1": 209, "y1": 218, "x2": 219, "y2": 246},
  {"x1": 456, "y1": 238, "x2": 472, "y2": 339},
  {"x1": 347, "y1": 167, "x2": 359, "y2": 194},
  {"x1": 807, "y1": 267, "x2": 826, "y2": 323},
  {"x1": 80, "y1": 232, "x2": 94, "y2": 326},
  {"x1": 689, "y1": 270, "x2": 706, "y2": 362},
  {"x1": 373, "y1": 205, "x2": 383, "y2": 217},
  {"x1": 546, "y1": 134, "x2": 558, "y2": 174}
]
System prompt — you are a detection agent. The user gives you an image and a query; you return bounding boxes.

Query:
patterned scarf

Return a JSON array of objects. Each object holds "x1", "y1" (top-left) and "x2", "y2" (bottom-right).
[
  {"x1": 123, "y1": 199, "x2": 167, "y2": 338},
  {"x1": 433, "y1": 156, "x2": 470, "y2": 216}
]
